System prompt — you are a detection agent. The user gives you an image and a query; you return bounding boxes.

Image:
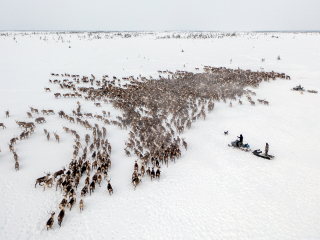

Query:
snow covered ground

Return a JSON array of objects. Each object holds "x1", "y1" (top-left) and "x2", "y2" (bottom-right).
[{"x1": 0, "y1": 31, "x2": 320, "y2": 239}]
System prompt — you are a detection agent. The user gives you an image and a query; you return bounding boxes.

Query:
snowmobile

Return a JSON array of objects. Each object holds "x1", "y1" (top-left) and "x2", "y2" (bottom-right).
[
  {"x1": 228, "y1": 140, "x2": 251, "y2": 152},
  {"x1": 307, "y1": 90, "x2": 318, "y2": 93},
  {"x1": 252, "y1": 149, "x2": 274, "y2": 160},
  {"x1": 292, "y1": 85, "x2": 305, "y2": 91}
]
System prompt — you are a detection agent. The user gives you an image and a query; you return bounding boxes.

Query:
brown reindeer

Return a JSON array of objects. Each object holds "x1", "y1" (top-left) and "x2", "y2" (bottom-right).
[
  {"x1": 68, "y1": 197, "x2": 76, "y2": 211},
  {"x1": 35, "y1": 172, "x2": 51, "y2": 187},
  {"x1": 132, "y1": 174, "x2": 141, "y2": 190},
  {"x1": 107, "y1": 179, "x2": 113, "y2": 195},
  {"x1": 46, "y1": 211, "x2": 55, "y2": 230},
  {"x1": 79, "y1": 196, "x2": 84, "y2": 212},
  {"x1": 44, "y1": 177, "x2": 53, "y2": 191},
  {"x1": 15, "y1": 161, "x2": 19, "y2": 171},
  {"x1": 53, "y1": 131, "x2": 60, "y2": 142},
  {"x1": 57, "y1": 207, "x2": 65, "y2": 227}
]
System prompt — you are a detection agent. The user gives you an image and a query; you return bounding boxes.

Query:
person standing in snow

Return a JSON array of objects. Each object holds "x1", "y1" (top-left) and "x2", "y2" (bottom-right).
[{"x1": 265, "y1": 143, "x2": 269, "y2": 156}]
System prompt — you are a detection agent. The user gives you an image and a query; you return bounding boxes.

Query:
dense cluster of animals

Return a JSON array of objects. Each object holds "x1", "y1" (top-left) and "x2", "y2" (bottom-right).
[
  {"x1": 40, "y1": 101, "x2": 114, "y2": 230},
  {"x1": 1, "y1": 65, "x2": 289, "y2": 230},
  {"x1": 48, "y1": 66, "x2": 289, "y2": 194}
]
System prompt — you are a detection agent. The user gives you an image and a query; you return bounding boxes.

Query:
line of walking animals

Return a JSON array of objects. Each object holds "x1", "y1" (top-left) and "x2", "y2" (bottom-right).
[
  {"x1": 4, "y1": 105, "x2": 58, "y2": 171},
  {"x1": 37, "y1": 123, "x2": 114, "y2": 230},
  {"x1": 229, "y1": 89, "x2": 269, "y2": 107},
  {"x1": 7, "y1": 116, "x2": 42, "y2": 171}
]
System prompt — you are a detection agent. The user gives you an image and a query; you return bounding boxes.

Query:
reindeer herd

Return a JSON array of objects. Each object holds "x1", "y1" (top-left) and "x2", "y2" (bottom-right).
[{"x1": 0, "y1": 66, "x2": 290, "y2": 230}]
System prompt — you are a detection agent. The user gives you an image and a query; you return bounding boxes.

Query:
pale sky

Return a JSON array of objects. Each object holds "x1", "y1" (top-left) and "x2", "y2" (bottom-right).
[{"x1": 0, "y1": 0, "x2": 319, "y2": 31}]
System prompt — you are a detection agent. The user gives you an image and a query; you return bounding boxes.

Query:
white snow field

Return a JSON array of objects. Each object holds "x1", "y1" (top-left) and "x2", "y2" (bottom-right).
[{"x1": 0, "y1": 31, "x2": 320, "y2": 240}]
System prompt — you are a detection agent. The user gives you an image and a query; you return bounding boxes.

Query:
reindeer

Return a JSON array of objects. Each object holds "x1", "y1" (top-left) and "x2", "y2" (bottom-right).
[
  {"x1": 238, "y1": 99, "x2": 242, "y2": 105},
  {"x1": 134, "y1": 160, "x2": 139, "y2": 171},
  {"x1": 132, "y1": 169, "x2": 138, "y2": 181},
  {"x1": 74, "y1": 140, "x2": 82, "y2": 149},
  {"x1": 140, "y1": 161, "x2": 145, "y2": 176},
  {"x1": 75, "y1": 176, "x2": 80, "y2": 190},
  {"x1": 81, "y1": 185, "x2": 88, "y2": 196},
  {"x1": 8, "y1": 143, "x2": 14, "y2": 152},
  {"x1": 10, "y1": 137, "x2": 18, "y2": 145},
  {"x1": 53, "y1": 131, "x2": 60, "y2": 142},
  {"x1": 68, "y1": 197, "x2": 76, "y2": 211},
  {"x1": 90, "y1": 180, "x2": 96, "y2": 195},
  {"x1": 125, "y1": 148, "x2": 131, "y2": 157},
  {"x1": 107, "y1": 179, "x2": 113, "y2": 195},
  {"x1": 46, "y1": 211, "x2": 55, "y2": 230},
  {"x1": 13, "y1": 150, "x2": 18, "y2": 161},
  {"x1": 146, "y1": 167, "x2": 151, "y2": 176},
  {"x1": 57, "y1": 207, "x2": 65, "y2": 227},
  {"x1": 29, "y1": 106, "x2": 35, "y2": 113},
  {"x1": 15, "y1": 120, "x2": 25, "y2": 128},
  {"x1": 35, "y1": 172, "x2": 51, "y2": 187},
  {"x1": 44, "y1": 87, "x2": 51, "y2": 92},
  {"x1": 150, "y1": 167, "x2": 155, "y2": 181},
  {"x1": 229, "y1": 102, "x2": 232, "y2": 107},
  {"x1": 44, "y1": 177, "x2": 53, "y2": 191},
  {"x1": 63, "y1": 126, "x2": 70, "y2": 133},
  {"x1": 156, "y1": 167, "x2": 161, "y2": 179},
  {"x1": 53, "y1": 167, "x2": 65, "y2": 181},
  {"x1": 97, "y1": 174, "x2": 102, "y2": 187},
  {"x1": 59, "y1": 195, "x2": 68, "y2": 209},
  {"x1": 35, "y1": 117, "x2": 46, "y2": 123},
  {"x1": 15, "y1": 161, "x2": 19, "y2": 171},
  {"x1": 5, "y1": 110, "x2": 9, "y2": 118},
  {"x1": 182, "y1": 139, "x2": 187, "y2": 151},
  {"x1": 0, "y1": 123, "x2": 6, "y2": 129},
  {"x1": 56, "y1": 175, "x2": 65, "y2": 191},
  {"x1": 79, "y1": 196, "x2": 84, "y2": 212},
  {"x1": 47, "y1": 132, "x2": 50, "y2": 141},
  {"x1": 27, "y1": 112, "x2": 33, "y2": 118},
  {"x1": 132, "y1": 174, "x2": 141, "y2": 190},
  {"x1": 85, "y1": 174, "x2": 90, "y2": 186},
  {"x1": 69, "y1": 186, "x2": 76, "y2": 199}
]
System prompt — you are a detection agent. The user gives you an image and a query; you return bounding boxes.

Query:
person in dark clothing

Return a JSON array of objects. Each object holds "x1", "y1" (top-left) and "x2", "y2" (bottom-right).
[
  {"x1": 265, "y1": 143, "x2": 269, "y2": 156},
  {"x1": 237, "y1": 134, "x2": 243, "y2": 147}
]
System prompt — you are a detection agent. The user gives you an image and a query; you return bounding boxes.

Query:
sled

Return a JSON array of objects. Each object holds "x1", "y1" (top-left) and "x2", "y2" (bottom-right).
[
  {"x1": 252, "y1": 149, "x2": 274, "y2": 160},
  {"x1": 228, "y1": 140, "x2": 251, "y2": 152},
  {"x1": 292, "y1": 86, "x2": 305, "y2": 91},
  {"x1": 307, "y1": 90, "x2": 318, "y2": 93}
]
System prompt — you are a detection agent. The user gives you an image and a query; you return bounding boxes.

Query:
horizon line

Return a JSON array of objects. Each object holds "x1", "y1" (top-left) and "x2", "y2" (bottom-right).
[{"x1": 0, "y1": 30, "x2": 320, "y2": 33}]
